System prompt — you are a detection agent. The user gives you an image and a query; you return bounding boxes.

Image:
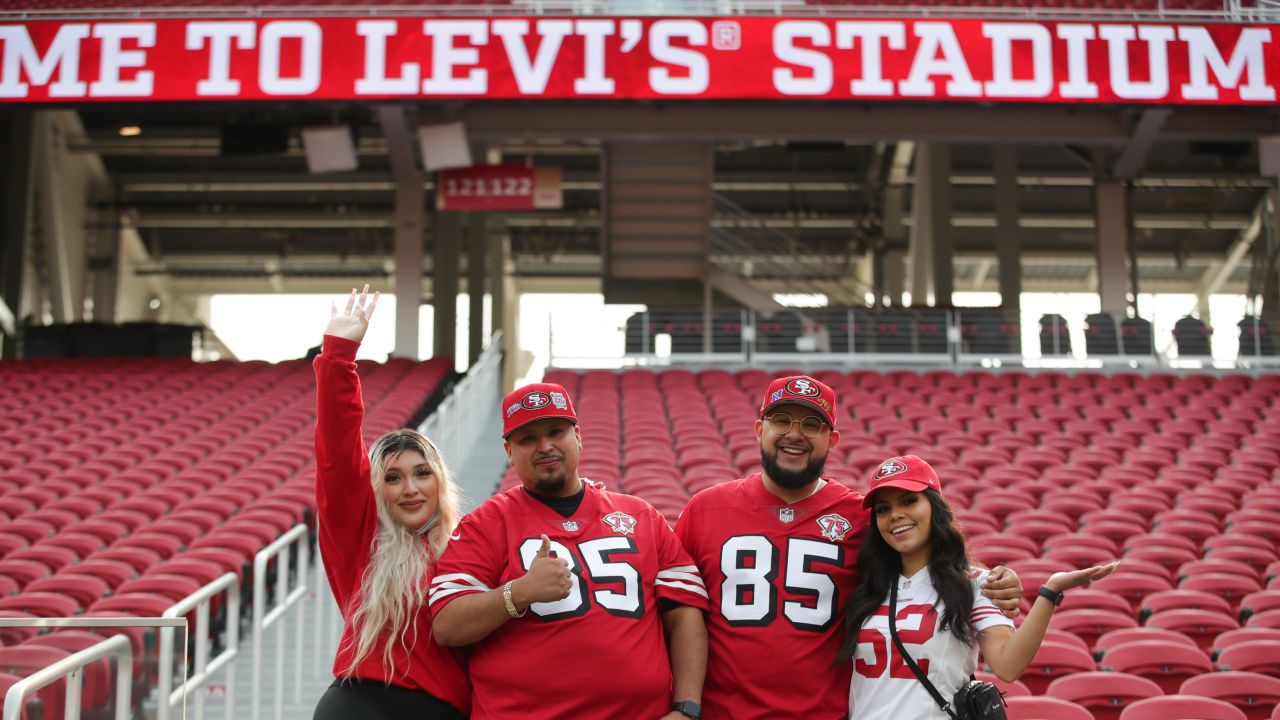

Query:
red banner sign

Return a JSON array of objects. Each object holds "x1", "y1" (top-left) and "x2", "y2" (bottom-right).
[
  {"x1": 436, "y1": 164, "x2": 562, "y2": 211},
  {"x1": 1, "y1": 17, "x2": 1277, "y2": 104}
]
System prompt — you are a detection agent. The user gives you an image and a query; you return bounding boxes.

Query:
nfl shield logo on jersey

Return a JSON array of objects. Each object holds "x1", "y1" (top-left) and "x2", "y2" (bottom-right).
[
  {"x1": 816, "y1": 513, "x2": 852, "y2": 541},
  {"x1": 779, "y1": 507, "x2": 795, "y2": 524},
  {"x1": 562, "y1": 520, "x2": 579, "y2": 531},
  {"x1": 602, "y1": 511, "x2": 637, "y2": 535}
]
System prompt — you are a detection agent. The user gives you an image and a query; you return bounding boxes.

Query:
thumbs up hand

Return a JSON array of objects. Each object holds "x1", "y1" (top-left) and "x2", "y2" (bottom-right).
[{"x1": 513, "y1": 534, "x2": 573, "y2": 607}]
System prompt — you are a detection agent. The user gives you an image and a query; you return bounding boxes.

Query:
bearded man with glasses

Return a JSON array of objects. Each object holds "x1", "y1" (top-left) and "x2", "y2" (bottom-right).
[{"x1": 675, "y1": 375, "x2": 1024, "y2": 720}]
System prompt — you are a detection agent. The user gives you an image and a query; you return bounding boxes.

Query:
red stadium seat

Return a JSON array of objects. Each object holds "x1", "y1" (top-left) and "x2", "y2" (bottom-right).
[
  {"x1": 1119, "y1": 695, "x2": 1246, "y2": 720},
  {"x1": 1215, "y1": 640, "x2": 1280, "y2": 675},
  {"x1": 974, "y1": 671, "x2": 1031, "y2": 697},
  {"x1": 57, "y1": 559, "x2": 135, "y2": 588},
  {"x1": 1140, "y1": 589, "x2": 1234, "y2": 621},
  {"x1": 0, "y1": 646, "x2": 68, "y2": 719},
  {"x1": 0, "y1": 671, "x2": 44, "y2": 719},
  {"x1": 1146, "y1": 608, "x2": 1240, "y2": 651},
  {"x1": 1092, "y1": 573, "x2": 1174, "y2": 611},
  {"x1": 1246, "y1": 609, "x2": 1280, "y2": 628},
  {"x1": 1178, "y1": 574, "x2": 1263, "y2": 610},
  {"x1": 1101, "y1": 639, "x2": 1214, "y2": 694},
  {"x1": 1050, "y1": 608, "x2": 1139, "y2": 649},
  {"x1": 0, "y1": 560, "x2": 50, "y2": 588},
  {"x1": 1179, "y1": 672, "x2": 1280, "y2": 720},
  {"x1": 1212, "y1": 628, "x2": 1280, "y2": 660},
  {"x1": 1046, "y1": 671, "x2": 1164, "y2": 720},
  {"x1": 0, "y1": 592, "x2": 81, "y2": 617},
  {"x1": 23, "y1": 575, "x2": 111, "y2": 609},
  {"x1": 1019, "y1": 640, "x2": 1097, "y2": 695},
  {"x1": 1004, "y1": 696, "x2": 1095, "y2": 720},
  {"x1": 21, "y1": 631, "x2": 115, "y2": 710},
  {"x1": 1239, "y1": 590, "x2": 1280, "y2": 621}
]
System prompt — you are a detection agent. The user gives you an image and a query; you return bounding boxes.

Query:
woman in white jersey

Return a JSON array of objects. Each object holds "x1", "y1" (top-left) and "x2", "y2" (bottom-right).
[{"x1": 839, "y1": 455, "x2": 1117, "y2": 720}]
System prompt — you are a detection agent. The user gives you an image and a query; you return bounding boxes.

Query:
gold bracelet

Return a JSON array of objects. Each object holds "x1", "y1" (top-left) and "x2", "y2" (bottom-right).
[{"x1": 503, "y1": 580, "x2": 526, "y2": 618}]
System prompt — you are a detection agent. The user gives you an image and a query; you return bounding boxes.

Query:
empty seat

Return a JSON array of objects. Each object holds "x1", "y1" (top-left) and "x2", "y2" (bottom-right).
[
  {"x1": 1215, "y1": 640, "x2": 1280, "y2": 675},
  {"x1": 1101, "y1": 639, "x2": 1214, "y2": 694},
  {"x1": 1145, "y1": 608, "x2": 1240, "y2": 651},
  {"x1": 1119, "y1": 695, "x2": 1246, "y2": 720},
  {"x1": 1085, "y1": 313, "x2": 1121, "y2": 355},
  {"x1": 1047, "y1": 671, "x2": 1164, "y2": 720},
  {"x1": 1019, "y1": 640, "x2": 1097, "y2": 695},
  {"x1": 1179, "y1": 672, "x2": 1280, "y2": 720},
  {"x1": 1173, "y1": 316, "x2": 1212, "y2": 356},
  {"x1": 1004, "y1": 696, "x2": 1095, "y2": 720}
]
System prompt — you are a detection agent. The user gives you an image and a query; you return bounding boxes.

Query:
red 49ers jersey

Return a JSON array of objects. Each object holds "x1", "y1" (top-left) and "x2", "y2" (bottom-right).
[
  {"x1": 429, "y1": 483, "x2": 709, "y2": 720},
  {"x1": 675, "y1": 474, "x2": 868, "y2": 720}
]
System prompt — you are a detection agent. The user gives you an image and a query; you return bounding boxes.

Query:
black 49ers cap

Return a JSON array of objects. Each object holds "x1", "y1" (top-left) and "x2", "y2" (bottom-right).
[
  {"x1": 501, "y1": 383, "x2": 578, "y2": 438},
  {"x1": 759, "y1": 375, "x2": 837, "y2": 429}
]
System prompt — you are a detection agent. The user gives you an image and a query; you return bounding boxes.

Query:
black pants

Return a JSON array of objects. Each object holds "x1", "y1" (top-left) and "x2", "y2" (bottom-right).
[{"x1": 313, "y1": 678, "x2": 466, "y2": 720}]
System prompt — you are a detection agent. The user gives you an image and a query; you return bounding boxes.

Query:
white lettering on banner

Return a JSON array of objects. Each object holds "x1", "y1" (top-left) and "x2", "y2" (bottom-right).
[
  {"x1": 89, "y1": 23, "x2": 155, "y2": 97},
  {"x1": 187, "y1": 22, "x2": 255, "y2": 96},
  {"x1": 901, "y1": 22, "x2": 981, "y2": 97},
  {"x1": 422, "y1": 20, "x2": 487, "y2": 94},
  {"x1": 1102, "y1": 25, "x2": 1174, "y2": 100},
  {"x1": 575, "y1": 19, "x2": 616, "y2": 94},
  {"x1": 774, "y1": 21, "x2": 832, "y2": 96},
  {"x1": 649, "y1": 19, "x2": 709, "y2": 95},
  {"x1": 0, "y1": 24, "x2": 88, "y2": 98},
  {"x1": 983, "y1": 23, "x2": 1053, "y2": 98},
  {"x1": 356, "y1": 20, "x2": 418, "y2": 95},
  {"x1": 259, "y1": 21, "x2": 321, "y2": 95},
  {"x1": 1057, "y1": 24, "x2": 1100, "y2": 99},
  {"x1": 1179, "y1": 26, "x2": 1275, "y2": 101},
  {"x1": 494, "y1": 19, "x2": 573, "y2": 95},
  {"x1": 838, "y1": 22, "x2": 906, "y2": 96}
]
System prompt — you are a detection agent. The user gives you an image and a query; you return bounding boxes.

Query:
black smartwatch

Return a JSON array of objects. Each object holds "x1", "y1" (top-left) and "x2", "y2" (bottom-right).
[
  {"x1": 672, "y1": 701, "x2": 702, "y2": 719},
  {"x1": 1038, "y1": 585, "x2": 1065, "y2": 607}
]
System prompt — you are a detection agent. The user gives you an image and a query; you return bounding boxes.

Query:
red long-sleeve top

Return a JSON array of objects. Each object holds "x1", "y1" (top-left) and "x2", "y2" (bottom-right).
[{"x1": 313, "y1": 335, "x2": 469, "y2": 714}]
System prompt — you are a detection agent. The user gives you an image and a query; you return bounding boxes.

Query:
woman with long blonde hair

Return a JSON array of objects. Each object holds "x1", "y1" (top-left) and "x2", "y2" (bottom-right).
[{"x1": 312, "y1": 286, "x2": 469, "y2": 720}]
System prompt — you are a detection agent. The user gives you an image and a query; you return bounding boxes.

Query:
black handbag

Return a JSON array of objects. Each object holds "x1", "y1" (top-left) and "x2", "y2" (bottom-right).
[{"x1": 887, "y1": 581, "x2": 1008, "y2": 720}]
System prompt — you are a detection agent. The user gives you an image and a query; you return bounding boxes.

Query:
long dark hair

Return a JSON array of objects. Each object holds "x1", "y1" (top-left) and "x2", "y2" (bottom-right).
[{"x1": 838, "y1": 488, "x2": 977, "y2": 661}]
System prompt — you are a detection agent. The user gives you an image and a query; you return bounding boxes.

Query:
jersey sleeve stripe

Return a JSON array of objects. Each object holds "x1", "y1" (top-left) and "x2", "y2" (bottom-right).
[
  {"x1": 426, "y1": 586, "x2": 485, "y2": 606},
  {"x1": 656, "y1": 578, "x2": 710, "y2": 599},
  {"x1": 430, "y1": 572, "x2": 489, "y2": 589},
  {"x1": 657, "y1": 568, "x2": 706, "y2": 587}
]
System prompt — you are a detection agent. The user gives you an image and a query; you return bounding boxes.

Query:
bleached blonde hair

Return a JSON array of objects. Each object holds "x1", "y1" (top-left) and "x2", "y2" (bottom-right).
[{"x1": 342, "y1": 429, "x2": 461, "y2": 680}]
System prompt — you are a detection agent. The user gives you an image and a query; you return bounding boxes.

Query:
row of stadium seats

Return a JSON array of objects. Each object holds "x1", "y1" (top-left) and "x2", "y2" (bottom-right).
[
  {"x1": 0, "y1": 0, "x2": 1229, "y2": 9},
  {"x1": 510, "y1": 366, "x2": 1280, "y2": 719},
  {"x1": 0, "y1": 354, "x2": 453, "y2": 718}
]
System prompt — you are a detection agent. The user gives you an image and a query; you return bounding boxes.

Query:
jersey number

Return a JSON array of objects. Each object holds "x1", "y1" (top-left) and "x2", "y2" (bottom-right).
[
  {"x1": 854, "y1": 604, "x2": 938, "y2": 680},
  {"x1": 517, "y1": 537, "x2": 643, "y2": 621},
  {"x1": 719, "y1": 536, "x2": 844, "y2": 631}
]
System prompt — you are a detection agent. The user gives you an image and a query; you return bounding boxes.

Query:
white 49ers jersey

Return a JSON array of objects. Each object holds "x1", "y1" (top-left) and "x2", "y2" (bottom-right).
[
  {"x1": 675, "y1": 474, "x2": 869, "y2": 720},
  {"x1": 849, "y1": 569, "x2": 1013, "y2": 720}
]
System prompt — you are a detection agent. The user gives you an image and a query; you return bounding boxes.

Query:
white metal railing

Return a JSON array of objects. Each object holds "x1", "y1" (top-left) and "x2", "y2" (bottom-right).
[
  {"x1": 312, "y1": 536, "x2": 344, "y2": 681},
  {"x1": 251, "y1": 524, "x2": 310, "y2": 720},
  {"x1": 1, "y1": 634, "x2": 132, "y2": 720},
  {"x1": 157, "y1": 572, "x2": 241, "y2": 720},
  {"x1": 419, "y1": 330, "x2": 503, "y2": 491}
]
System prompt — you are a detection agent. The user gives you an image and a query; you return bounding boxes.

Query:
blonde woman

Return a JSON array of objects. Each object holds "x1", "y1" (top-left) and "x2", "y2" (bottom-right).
[{"x1": 312, "y1": 286, "x2": 469, "y2": 720}]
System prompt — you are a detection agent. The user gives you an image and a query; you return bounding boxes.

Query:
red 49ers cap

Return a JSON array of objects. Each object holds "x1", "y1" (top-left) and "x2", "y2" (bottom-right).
[
  {"x1": 863, "y1": 455, "x2": 943, "y2": 508},
  {"x1": 502, "y1": 383, "x2": 578, "y2": 438},
  {"x1": 759, "y1": 375, "x2": 837, "y2": 429}
]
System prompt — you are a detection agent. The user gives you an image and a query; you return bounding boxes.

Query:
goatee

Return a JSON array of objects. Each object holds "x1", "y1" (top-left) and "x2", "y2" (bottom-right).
[{"x1": 761, "y1": 449, "x2": 826, "y2": 490}]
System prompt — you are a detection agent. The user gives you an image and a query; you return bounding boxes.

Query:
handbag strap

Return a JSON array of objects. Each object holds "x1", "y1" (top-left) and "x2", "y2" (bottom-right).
[{"x1": 888, "y1": 580, "x2": 959, "y2": 720}]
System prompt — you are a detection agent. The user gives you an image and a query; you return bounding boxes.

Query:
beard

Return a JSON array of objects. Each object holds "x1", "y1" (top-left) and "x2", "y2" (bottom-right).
[
  {"x1": 761, "y1": 448, "x2": 827, "y2": 489},
  {"x1": 533, "y1": 472, "x2": 568, "y2": 496}
]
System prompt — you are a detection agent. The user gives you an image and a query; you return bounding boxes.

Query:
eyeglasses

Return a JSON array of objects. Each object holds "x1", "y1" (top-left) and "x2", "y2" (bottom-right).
[{"x1": 765, "y1": 413, "x2": 827, "y2": 437}]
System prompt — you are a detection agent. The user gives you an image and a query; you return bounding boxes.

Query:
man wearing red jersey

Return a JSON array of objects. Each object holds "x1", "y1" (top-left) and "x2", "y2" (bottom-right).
[
  {"x1": 430, "y1": 383, "x2": 709, "y2": 720},
  {"x1": 676, "y1": 375, "x2": 1023, "y2": 720}
]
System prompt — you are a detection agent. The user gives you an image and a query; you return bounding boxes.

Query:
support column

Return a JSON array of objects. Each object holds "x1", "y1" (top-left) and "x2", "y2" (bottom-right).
[
  {"x1": 467, "y1": 214, "x2": 487, "y2": 365},
  {"x1": 1095, "y1": 178, "x2": 1131, "y2": 319},
  {"x1": 33, "y1": 113, "x2": 73, "y2": 324},
  {"x1": 393, "y1": 180, "x2": 424, "y2": 359},
  {"x1": 910, "y1": 143, "x2": 953, "y2": 306},
  {"x1": 433, "y1": 212, "x2": 461, "y2": 365},
  {"x1": 993, "y1": 146, "x2": 1022, "y2": 319},
  {"x1": 1, "y1": 112, "x2": 34, "y2": 359},
  {"x1": 89, "y1": 207, "x2": 122, "y2": 323},
  {"x1": 883, "y1": 251, "x2": 906, "y2": 306}
]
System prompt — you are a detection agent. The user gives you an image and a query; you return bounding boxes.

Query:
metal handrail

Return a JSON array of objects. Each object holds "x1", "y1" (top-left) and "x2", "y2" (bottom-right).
[
  {"x1": 251, "y1": 524, "x2": 310, "y2": 720},
  {"x1": 158, "y1": 572, "x2": 241, "y2": 720},
  {"x1": 2, "y1": 634, "x2": 132, "y2": 720},
  {"x1": 419, "y1": 330, "x2": 504, "y2": 497}
]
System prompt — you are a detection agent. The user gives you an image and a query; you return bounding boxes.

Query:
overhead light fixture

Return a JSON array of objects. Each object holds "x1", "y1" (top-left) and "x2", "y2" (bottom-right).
[
  {"x1": 118, "y1": 125, "x2": 142, "y2": 137},
  {"x1": 301, "y1": 124, "x2": 358, "y2": 174},
  {"x1": 417, "y1": 122, "x2": 472, "y2": 172}
]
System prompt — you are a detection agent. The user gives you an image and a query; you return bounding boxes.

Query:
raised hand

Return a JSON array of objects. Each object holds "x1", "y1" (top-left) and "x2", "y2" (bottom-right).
[
  {"x1": 517, "y1": 535, "x2": 573, "y2": 605},
  {"x1": 326, "y1": 284, "x2": 379, "y2": 344},
  {"x1": 1046, "y1": 561, "x2": 1120, "y2": 593}
]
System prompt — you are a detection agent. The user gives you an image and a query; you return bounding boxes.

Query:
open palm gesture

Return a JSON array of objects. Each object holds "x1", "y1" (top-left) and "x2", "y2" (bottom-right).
[{"x1": 326, "y1": 284, "x2": 379, "y2": 344}]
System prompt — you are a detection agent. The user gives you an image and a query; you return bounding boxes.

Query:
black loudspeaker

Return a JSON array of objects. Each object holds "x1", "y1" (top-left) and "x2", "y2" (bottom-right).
[
  {"x1": 20, "y1": 323, "x2": 198, "y2": 359},
  {"x1": 220, "y1": 123, "x2": 291, "y2": 156}
]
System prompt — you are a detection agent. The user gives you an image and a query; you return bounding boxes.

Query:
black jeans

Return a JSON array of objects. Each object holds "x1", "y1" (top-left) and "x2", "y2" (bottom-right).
[{"x1": 313, "y1": 678, "x2": 466, "y2": 720}]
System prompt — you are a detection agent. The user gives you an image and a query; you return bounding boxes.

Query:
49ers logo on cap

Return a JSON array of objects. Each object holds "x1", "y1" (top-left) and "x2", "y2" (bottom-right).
[
  {"x1": 522, "y1": 391, "x2": 551, "y2": 410},
  {"x1": 816, "y1": 513, "x2": 853, "y2": 542},
  {"x1": 603, "y1": 511, "x2": 637, "y2": 535},
  {"x1": 785, "y1": 378, "x2": 820, "y2": 397},
  {"x1": 874, "y1": 460, "x2": 908, "y2": 480}
]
